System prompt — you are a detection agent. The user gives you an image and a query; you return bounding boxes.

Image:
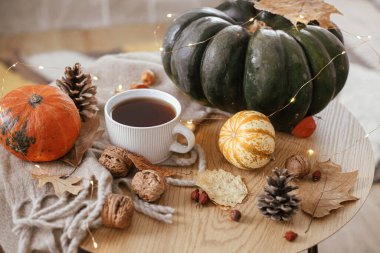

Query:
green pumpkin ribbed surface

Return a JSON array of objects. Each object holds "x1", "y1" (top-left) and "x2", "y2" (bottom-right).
[{"x1": 161, "y1": 0, "x2": 349, "y2": 132}]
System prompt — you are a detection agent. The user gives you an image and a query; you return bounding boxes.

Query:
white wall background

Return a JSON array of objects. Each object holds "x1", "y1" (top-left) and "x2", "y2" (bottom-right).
[{"x1": 0, "y1": 0, "x2": 221, "y2": 35}]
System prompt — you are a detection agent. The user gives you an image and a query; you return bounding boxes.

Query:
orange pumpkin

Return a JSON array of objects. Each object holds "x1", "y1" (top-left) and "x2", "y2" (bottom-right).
[{"x1": 0, "y1": 85, "x2": 81, "y2": 162}]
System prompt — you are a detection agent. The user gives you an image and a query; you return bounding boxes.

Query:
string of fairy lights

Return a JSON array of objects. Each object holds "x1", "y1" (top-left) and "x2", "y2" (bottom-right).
[{"x1": 1, "y1": 12, "x2": 380, "y2": 249}]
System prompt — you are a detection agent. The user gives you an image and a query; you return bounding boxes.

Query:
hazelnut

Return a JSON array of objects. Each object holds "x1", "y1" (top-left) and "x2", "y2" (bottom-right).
[
  {"x1": 230, "y1": 209, "x2": 242, "y2": 222},
  {"x1": 285, "y1": 155, "x2": 311, "y2": 178},
  {"x1": 101, "y1": 193, "x2": 134, "y2": 229},
  {"x1": 141, "y1": 70, "x2": 155, "y2": 86},
  {"x1": 130, "y1": 83, "x2": 150, "y2": 90},
  {"x1": 284, "y1": 231, "x2": 298, "y2": 242},
  {"x1": 191, "y1": 189, "x2": 200, "y2": 202},
  {"x1": 99, "y1": 145, "x2": 133, "y2": 178},
  {"x1": 198, "y1": 191, "x2": 209, "y2": 205},
  {"x1": 312, "y1": 170, "x2": 322, "y2": 182},
  {"x1": 131, "y1": 170, "x2": 166, "y2": 202}
]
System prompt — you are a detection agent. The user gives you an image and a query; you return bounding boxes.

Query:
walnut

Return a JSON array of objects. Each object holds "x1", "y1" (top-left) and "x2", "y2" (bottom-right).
[
  {"x1": 285, "y1": 155, "x2": 311, "y2": 178},
  {"x1": 131, "y1": 170, "x2": 166, "y2": 202},
  {"x1": 141, "y1": 70, "x2": 155, "y2": 86},
  {"x1": 101, "y1": 193, "x2": 134, "y2": 229},
  {"x1": 99, "y1": 145, "x2": 133, "y2": 177}
]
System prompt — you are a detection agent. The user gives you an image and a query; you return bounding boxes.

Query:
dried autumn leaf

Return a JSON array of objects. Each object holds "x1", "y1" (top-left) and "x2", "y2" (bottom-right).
[
  {"x1": 32, "y1": 174, "x2": 83, "y2": 196},
  {"x1": 196, "y1": 169, "x2": 248, "y2": 207},
  {"x1": 297, "y1": 160, "x2": 359, "y2": 218},
  {"x1": 61, "y1": 115, "x2": 104, "y2": 168},
  {"x1": 254, "y1": 0, "x2": 342, "y2": 28},
  {"x1": 125, "y1": 150, "x2": 175, "y2": 177}
]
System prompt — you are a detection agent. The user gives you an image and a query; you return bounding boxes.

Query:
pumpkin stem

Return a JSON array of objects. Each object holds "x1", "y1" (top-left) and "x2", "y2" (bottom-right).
[{"x1": 29, "y1": 94, "x2": 43, "y2": 107}]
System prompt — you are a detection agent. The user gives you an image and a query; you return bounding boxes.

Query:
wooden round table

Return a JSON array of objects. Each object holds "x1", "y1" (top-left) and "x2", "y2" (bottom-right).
[{"x1": 82, "y1": 101, "x2": 375, "y2": 253}]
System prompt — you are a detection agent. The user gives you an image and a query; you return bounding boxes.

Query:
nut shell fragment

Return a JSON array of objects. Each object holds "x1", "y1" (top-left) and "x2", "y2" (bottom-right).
[{"x1": 101, "y1": 193, "x2": 134, "y2": 229}]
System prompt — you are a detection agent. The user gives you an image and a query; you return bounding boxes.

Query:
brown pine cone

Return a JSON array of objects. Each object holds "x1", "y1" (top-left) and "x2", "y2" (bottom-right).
[{"x1": 56, "y1": 62, "x2": 99, "y2": 122}]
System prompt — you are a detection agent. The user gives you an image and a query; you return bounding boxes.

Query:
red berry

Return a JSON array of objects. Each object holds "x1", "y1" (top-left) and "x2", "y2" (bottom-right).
[
  {"x1": 198, "y1": 191, "x2": 209, "y2": 205},
  {"x1": 230, "y1": 210, "x2": 242, "y2": 222},
  {"x1": 191, "y1": 189, "x2": 199, "y2": 202},
  {"x1": 312, "y1": 170, "x2": 322, "y2": 182},
  {"x1": 292, "y1": 116, "x2": 316, "y2": 138},
  {"x1": 285, "y1": 231, "x2": 298, "y2": 242}
]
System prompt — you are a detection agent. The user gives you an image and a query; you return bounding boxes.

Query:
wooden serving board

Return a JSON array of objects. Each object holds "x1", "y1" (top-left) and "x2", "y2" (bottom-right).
[{"x1": 81, "y1": 101, "x2": 375, "y2": 253}]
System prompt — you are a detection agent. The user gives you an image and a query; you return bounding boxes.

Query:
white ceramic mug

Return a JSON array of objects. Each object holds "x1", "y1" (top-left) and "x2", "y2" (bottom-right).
[{"x1": 104, "y1": 89, "x2": 195, "y2": 164}]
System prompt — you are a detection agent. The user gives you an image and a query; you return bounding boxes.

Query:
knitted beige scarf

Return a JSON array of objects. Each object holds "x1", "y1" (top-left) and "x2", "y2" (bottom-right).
[{"x1": 0, "y1": 52, "x2": 219, "y2": 253}]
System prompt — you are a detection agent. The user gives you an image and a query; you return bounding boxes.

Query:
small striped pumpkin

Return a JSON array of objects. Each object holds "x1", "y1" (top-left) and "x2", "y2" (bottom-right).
[{"x1": 218, "y1": 111, "x2": 275, "y2": 170}]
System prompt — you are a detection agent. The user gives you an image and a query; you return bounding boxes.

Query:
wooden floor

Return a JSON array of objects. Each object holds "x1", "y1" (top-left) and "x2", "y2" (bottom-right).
[{"x1": 1, "y1": 0, "x2": 380, "y2": 252}]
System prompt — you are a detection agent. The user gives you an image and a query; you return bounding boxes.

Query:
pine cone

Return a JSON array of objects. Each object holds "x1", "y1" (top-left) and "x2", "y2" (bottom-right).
[
  {"x1": 56, "y1": 63, "x2": 98, "y2": 121},
  {"x1": 257, "y1": 168, "x2": 300, "y2": 222}
]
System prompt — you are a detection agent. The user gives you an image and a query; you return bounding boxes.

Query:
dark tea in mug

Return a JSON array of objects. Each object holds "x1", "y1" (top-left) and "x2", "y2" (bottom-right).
[{"x1": 111, "y1": 97, "x2": 176, "y2": 127}]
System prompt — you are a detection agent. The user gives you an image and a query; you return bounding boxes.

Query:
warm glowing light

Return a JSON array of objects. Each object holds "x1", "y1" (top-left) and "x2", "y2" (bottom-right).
[
  {"x1": 166, "y1": 13, "x2": 173, "y2": 18},
  {"x1": 12, "y1": 63, "x2": 17, "y2": 68},
  {"x1": 38, "y1": 65, "x2": 44, "y2": 70},
  {"x1": 115, "y1": 84, "x2": 124, "y2": 94},
  {"x1": 93, "y1": 76, "x2": 99, "y2": 81},
  {"x1": 290, "y1": 97, "x2": 296, "y2": 103},
  {"x1": 307, "y1": 149, "x2": 315, "y2": 156},
  {"x1": 159, "y1": 47, "x2": 164, "y2": 52},
  {"x1": 341, "y1": 51, "x2": 346, "y2": 55},
  {"x1": 93, "y1": 242, "x2": 98, "y2": 248},
  {"x1": 356, "y1": 35, "x2": 372, "y2": 40},
  {"x1": 249, "y1": 17, "x2": 254, "y2": 22}
]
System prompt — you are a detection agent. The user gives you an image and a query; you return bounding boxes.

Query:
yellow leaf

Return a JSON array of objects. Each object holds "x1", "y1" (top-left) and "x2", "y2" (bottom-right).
[
  {"x1": 254, "y1": 0, "x2": 342, "y2": 28},
  {"x1": 196, "y1": 169, "x2": 248, "y2": 207},
  {"x1": 32, "y1": 174, "x2": 83, "y2": 196},
  {"x1": 297, "y1": 160, "x2": 359, "y2": 218}
]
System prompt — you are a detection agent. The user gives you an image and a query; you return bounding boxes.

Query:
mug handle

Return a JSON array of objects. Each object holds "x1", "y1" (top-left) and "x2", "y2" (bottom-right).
[{"x1": 169, "y1": 123, "x2": 196, "y2": 154}]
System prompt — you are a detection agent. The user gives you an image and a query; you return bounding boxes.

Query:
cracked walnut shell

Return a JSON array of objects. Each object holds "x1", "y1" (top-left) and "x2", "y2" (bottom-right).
[
  {"x1": 285, "y1": 155, "x2": 311, "y2": 178},
  {"x1": 99, "y1": 145, "x2": 133, "y2": 177},
  {"x1": 131, "y1": 170, "x2": 166, "y2": 202},
  {"x1": 101, "y1": 193, "x2": 134, "y2": 229},
  {"x1": 141, "y1": 70, "x2": 155, "y2": 86}
]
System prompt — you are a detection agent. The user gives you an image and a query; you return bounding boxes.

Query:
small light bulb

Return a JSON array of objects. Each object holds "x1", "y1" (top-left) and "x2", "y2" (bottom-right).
[
  {"x1": 159, "y1": 47, "x2": 164, "y2": 52},
  {"x1": 290, "y1": 97, "x2": 296, "y2": 103},
  {"x1": 249, "y1": 17, "x2": 254, "y2": 22},
  {"x1": 307, "y1": 149, "x2": 314, "y2": 156},
  {"x1": 38, "y1": 65, "x2": 44, "y2": 70},
  {"x1": 12, "y1": 63, "x2": 17, "y2": 68},
  {"x1": 166, "y1": 13, "x2": 173, "y2": 18},
  {"x1": 341, "y1": 51, "x2": 346, "y2": 55},
  {"x1": 93, "y1": 242, "x2": 98, "y2": 248},
  {"x1": 93, "y1": 76, "x2": 99, "y2": 81}
]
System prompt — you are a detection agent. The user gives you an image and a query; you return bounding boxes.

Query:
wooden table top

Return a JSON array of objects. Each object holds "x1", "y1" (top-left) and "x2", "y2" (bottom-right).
[{"x1": 81, "y1": 101, "x2": 375, "y2": 253}]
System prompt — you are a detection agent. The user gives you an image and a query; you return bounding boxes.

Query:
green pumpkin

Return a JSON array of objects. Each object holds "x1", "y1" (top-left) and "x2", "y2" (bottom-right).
[{"x1": 162, "y1": 0, "x2": 349, "y2": 132}]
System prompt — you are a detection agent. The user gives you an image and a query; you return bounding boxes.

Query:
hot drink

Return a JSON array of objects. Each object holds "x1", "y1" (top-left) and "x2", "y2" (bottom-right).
[{"x1": 111, "y1": 97, "x2": 176, "y2": 127}]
